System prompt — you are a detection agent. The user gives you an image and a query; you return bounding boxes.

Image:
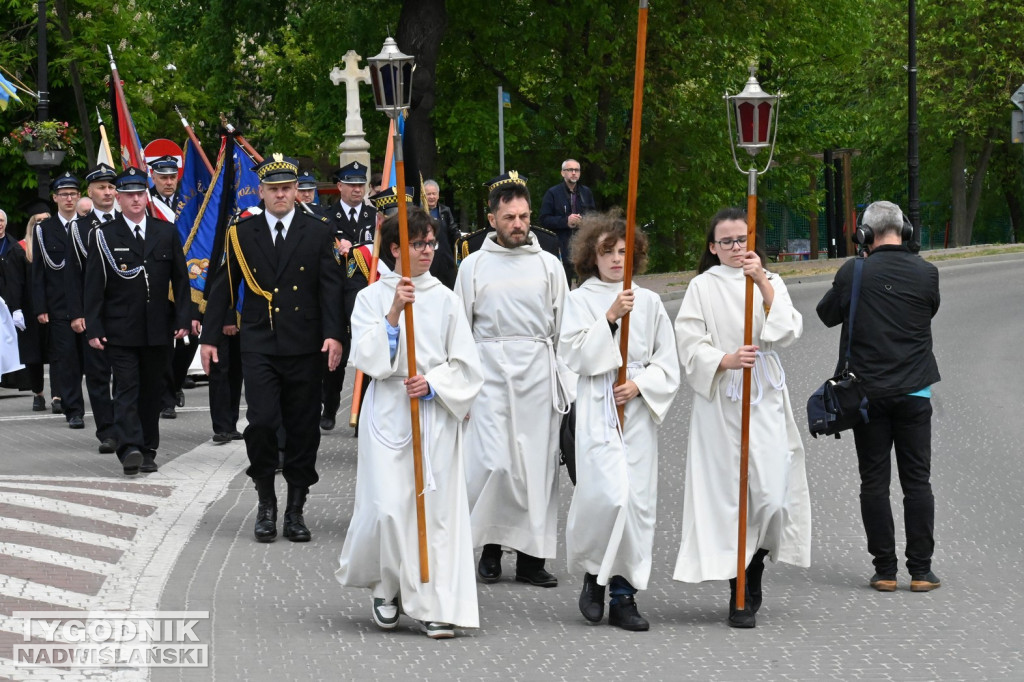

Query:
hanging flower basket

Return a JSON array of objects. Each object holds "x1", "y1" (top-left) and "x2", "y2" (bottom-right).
[
  {"x1": 22, "y1": 149, "x2": 66, "y2": 169},
  {"x1": 5, "y1": 120, "x2": 78, "y2": 168}
]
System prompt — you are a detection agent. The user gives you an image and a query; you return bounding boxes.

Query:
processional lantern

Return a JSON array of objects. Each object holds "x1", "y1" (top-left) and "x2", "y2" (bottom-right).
[
  {"x1": 725, "y1": 66, "x2": 780, "y2": 167},
  {"x1": 367, "y1": 37, "x2": 415, "y2": 119}
]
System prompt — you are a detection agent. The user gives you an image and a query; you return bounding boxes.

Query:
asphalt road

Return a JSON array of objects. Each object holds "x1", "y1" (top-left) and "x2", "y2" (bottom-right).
[{"x1": 1, "y1": 254, "x2": 1022, "y2": 681}]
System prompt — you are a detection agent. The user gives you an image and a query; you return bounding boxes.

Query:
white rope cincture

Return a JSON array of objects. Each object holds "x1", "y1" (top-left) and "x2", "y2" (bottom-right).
[
  {"x1": 35, "y1": 225, "x2": 65, "y2": 271},
  {"x1": 600, "y1": 361, "x2": 645, "y2": 444},
  {"x1": 365, "y1": 380, "x2": 437, "y2": 493},
  {"x1": 725, "y1": 349, "x2": 786, "y2": 406},
  {"x1": 96, "y1": 228, "x2": 149, "y2": 301},
  {"x1": 476, "y1": 335, "x2": 572, "y2": 415}
]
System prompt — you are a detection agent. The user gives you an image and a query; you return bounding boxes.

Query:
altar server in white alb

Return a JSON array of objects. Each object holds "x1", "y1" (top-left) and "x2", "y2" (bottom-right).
[
  {"x1": 455, "y1": 171, "x2": 572, "y2": 588},
  {"x1": 672, "y1": 207, "x2": 811, "y2": 629},
  {"x1": 336, "y1": 208, "x2": 483, "y2": 640},
  {"x1": 559, "y1": 211, "x2": 679, "y2": 631}
]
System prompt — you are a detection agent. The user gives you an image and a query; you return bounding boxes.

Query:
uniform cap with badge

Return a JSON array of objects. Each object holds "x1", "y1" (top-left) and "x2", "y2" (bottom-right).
[
  {"x1": 253, "y1": 154, "x2": 299, "y2": 185},
  {"x1": 484, "y1": 170, "x2": 528, "y2": 193},
  {"x1": 148, "y1": 155, "x2": 180, "y2": 176},
  {"x1": 115, "y1": 167, "x2": 150, "y2": 193},
  {"x1": 297, "y1": 171, "x2": 318, "y2": 191},
  {"x1": 368, "y1": 186, "x2": 414, "y2": 216},
  {"x1": 333, "y1": 161, "x2": 368, "y2": 185},
  {"x1": 50, "y1": 171, "x2": 80, "y2": 193},
  {"x1": 85, "y1": 163, "x2": 118, "y2": 185}
]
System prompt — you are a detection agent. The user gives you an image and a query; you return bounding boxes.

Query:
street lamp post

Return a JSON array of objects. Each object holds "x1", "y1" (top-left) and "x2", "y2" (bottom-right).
[
  {"x1": 724, "y1": 65, "x2": 780, "y2": 611},
  {"x1": 366, "y1": 37, "x2": 431, "y2": 584}
]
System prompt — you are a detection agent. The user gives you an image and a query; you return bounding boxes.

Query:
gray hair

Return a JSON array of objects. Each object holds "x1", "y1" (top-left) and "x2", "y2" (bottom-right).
[
  {"x1": 861, "y1": 200, "x2": 904, "y2": 238},
  {"x1": 423, "y1": 179, "x2": 440, "y2": 191},
  {"x1": 561, "y1": 158, "x2": 579, "y2": 171},
  {"x1": 0, "y1": 209, "x2": 7, "y2": 222}
]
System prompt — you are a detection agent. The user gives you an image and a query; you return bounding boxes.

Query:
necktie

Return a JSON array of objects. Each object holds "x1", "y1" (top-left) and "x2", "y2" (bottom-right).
[
  {"x1": 349, "y1": 208, "x2": 357, "y2": 224},
  {"x1": 570, "y1": 191, "x2": 577, "y2": 214},
  {"x1": 134, "y1": 226, "x2": 145, "y2": 248},
  {"x1": 274, "y1": 221, "x2": 285, "y2": 249},
  {"x1": 103, "y1": 213, "x2": 113, "y2": 222}
]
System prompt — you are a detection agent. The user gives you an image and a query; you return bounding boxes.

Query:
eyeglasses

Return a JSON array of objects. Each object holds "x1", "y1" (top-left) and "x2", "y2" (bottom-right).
[
  {"x1": 562, "y1": 167, "x2": 580, "y2": 173},
  {"x1": 713, "y1": 235, "x2": 747, "y2": 248},
  {"x1": 55, "y1": 192, "x2": 80, "y2": 199},
  {"x1": 410, "y1": 240, "x2": 439, "y2": 252}
]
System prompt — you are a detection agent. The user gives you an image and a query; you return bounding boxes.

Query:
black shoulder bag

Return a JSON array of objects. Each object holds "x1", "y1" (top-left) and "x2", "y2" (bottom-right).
[{"x1": 807, "y1": 258, "x2": 870, "y2": 438}]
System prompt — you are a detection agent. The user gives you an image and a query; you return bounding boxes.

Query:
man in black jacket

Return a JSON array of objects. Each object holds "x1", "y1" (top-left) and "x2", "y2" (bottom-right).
[
  {"x1": 816, "y1": 200, "x2": 941, "y2": 594},
  {"x1": 539, "y1": 158, "x2": 596, "y2": 284},
  {"x1": 423, "y1": 179, "x2": 459, "y2": 289},
  {"x1": 85, "y1": 167, "x2": 191, "y2": 476},
  {"x1": 200, "y1": 154, "x2": 344, "y2": 543}
]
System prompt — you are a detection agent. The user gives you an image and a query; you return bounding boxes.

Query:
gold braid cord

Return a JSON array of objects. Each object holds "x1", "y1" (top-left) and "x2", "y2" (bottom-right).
[
  {"x1": 352, "y1": 248, "x2": 371, "y2": 282},
  {"x1": 226, "y1": 224, "x2": 274, "y2": 329}
]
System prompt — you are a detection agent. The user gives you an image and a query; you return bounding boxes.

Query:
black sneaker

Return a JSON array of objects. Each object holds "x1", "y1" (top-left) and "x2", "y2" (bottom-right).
[
  {"x1": 608, "y1": 595, "x2": 649, "y2": 631},
  {"x1": 515, "y1": 566, "x2": 558, "y2": 588},
  {"x1": 578, "y1": 573, "x2": 605, "y2": 622},
  {"x1": 51, "y1": 398, "x2": 63, "y2": 414},
  {"x1": 160, "y1": 407, "x2": 177, "y2": 419},
  {"x1": 870, "y1": 573, "x2": 898, "y2": 592},
  {"x1": 32, "y1": 395, "x2": 45, "y2": 411},
  {"x1": 910, "y1": 571, "x2": 941, "y2": 592}
]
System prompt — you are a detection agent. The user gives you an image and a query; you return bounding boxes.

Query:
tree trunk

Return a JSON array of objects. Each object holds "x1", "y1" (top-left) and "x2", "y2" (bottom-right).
[
  {"x1": 397, "y1": 0, "x2": 447, "y2": 192},
  {"x1": 53, "y1": 0, "x2": 95, "y2": 165},
  {"x1": 964, "y1": 132, "x2": 995, "y2": 240},
  {"x1": 949, "y1": 134, "x2": 968, "y2": 247}
]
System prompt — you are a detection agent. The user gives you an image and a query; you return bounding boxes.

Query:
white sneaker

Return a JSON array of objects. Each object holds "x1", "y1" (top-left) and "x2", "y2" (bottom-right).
[
  {"x1": 372, "y1": 598, "x2": 399, "y2": 630},
  {"x1": 418, "y1": 621, "x2": 454, "y2": 639}
]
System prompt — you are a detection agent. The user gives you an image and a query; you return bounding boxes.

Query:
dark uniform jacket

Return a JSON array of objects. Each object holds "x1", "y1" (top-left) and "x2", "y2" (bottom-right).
[
  {"x1": 332, "y1": 201, "x2": 377, "y2": 244},
  {"x1": 84, "y1": 215, "x2": 191, "y2": 346},
  {"x1": 31, "y1": 214, "x2": 76, "y2": 320},
  {"x1": 66, "y1": 211, "x2": 106, "y2": 320},
  {"x1": 816, "y1": 244, "x2": 941, "y2": 398},
  {"x1": 200, "y1": 210, "x2": 344, "y2": 356}
]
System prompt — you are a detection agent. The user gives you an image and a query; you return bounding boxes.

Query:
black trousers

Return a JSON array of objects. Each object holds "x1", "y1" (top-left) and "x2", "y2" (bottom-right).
[
  {"x1": 48, "y1": 320, "x2": 84, "y2": 419},
  {"x1": 242, "y1": 351, "x2": 322, "y2": 488},
  {"x1": 107, "y1": 344, "x2": 169, "y2": 459},
  {"x1": 320, "y1": 341, "x2": 351, "y2": 418},
  {"x1": 556, "y1": 231, "x2": 575, "y2": 284},
  {"x1": 852, "y1": 394, "x2": 935, "y2": 576},
  {"x1": 208, "y1": 334, "x2": 242, "y2": 435},
  {"x1": 161, "y1": 335, "x2": 198, "y2": 409},
  {"x1": 82, "y1": 342, "x2": 116, "y2": 442}
]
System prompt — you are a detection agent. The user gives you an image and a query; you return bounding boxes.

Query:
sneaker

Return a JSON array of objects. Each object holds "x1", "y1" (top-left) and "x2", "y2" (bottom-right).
[
  {"x1": 910, "y1": 571, "x2": 941, "y2": 592},
  {"x1": 371, "y1": 598, "x2": 399, "y2": 630},
  {"x1": 870, "y1": 573, "x2": 898, "y2": 592},
  {"x1": 418, "y1": 621, "x2": 454, "y2": 639},
  {"x1": 160, "y1": 407, "x2": 177, "y2": 419},
  {"x1": 608, "y1": 595, "x2": 650, "y2": 632},
  {"x1": 51, "y1": 398, "x2": 63, "y2": 414},
  {"x1": 32, "y1": 395, "x2": 45, "y2": 411}
]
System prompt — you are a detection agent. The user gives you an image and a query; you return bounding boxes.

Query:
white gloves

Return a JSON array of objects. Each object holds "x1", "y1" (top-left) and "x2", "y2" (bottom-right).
[{"x1": 12, "y1": 309, "x2": 26, "y2": 331}]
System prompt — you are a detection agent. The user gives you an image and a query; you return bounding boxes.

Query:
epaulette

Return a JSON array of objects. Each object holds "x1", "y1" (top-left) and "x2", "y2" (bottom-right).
[
  {"x1": 299, "y1": 202, "x2": 331, "y2": 225},
  {"x1": 455, "y1": 227, "x2": 492, "y2": 267},
  {"x1": 531, "y1": 224, "x2": 562, "y2": 259}
]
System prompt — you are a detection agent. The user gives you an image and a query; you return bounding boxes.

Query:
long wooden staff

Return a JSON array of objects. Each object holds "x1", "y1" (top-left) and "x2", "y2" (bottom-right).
[
  {"x1": 393, "y1": 130, "x2": 429, "y2": 583},
  {"x1": 350, "y1": 120, "x2": 397, "y2": 427},
  {"x1": 735, "y1": 174, "x2": 758, "y2": 610},
  {"x1": 616, "y1": 0, "x2": 650, "y2": 424},
  {"x1": 174, "y1": 105, "x2": 214, "y2": 175},
  {"x1": 220, "y1": 118, "x2": 263, "y2": 163}
]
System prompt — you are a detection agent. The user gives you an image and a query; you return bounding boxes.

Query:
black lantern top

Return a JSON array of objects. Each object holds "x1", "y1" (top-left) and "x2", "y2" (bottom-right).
[{"x1": 367, "y1": 37, "x2": 415, "y2": 119}]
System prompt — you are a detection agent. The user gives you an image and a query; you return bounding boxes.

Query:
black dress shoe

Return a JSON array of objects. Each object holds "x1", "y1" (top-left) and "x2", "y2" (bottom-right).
[
  {"x1": 608, "y1": 595, "x2": 650, "y2": 631},
  {"x1": 68, "y1": 416, "x2": 85, "y2": 429},
  {"x1": 181, "y1": 376, "x2": 197, "y2": 389},
  {"x1": 728, "y1": 578, "x2": 756, "y2": 628},
  {"x1": 229, "y1": 430, "x2": 243, "y2": 440},
  {"x1": 175, "y1": 390, "x2": 185, "y2": 408},
  {"x1": 515, "y1": 566, "x2": 558, "y2": 588},
  {"x1": 32, "y1": 395, "x2": 45, "y2": 411},
  {"x1": 139, "y1": 454, "x2": 158, "y2": 473},
  {"x1": 320, "y1": 415, "x2": 335, "y2": 431},
  {"x1": 212, "y1": 433, "x2": 233, "y2": 444},
  {"x1": 579, "y1": 573, "x2": 606, "y2": 622},
  {"x1": 282, "y1": 485, "x2": 311, "y2": 542},
  {"x1": 98, "y1": 438, "x2": 118, "y2": 454},
  {"x1": 122, "y1": 449, "x2": 143, "y2": 476},
  {"x1": 160, "y1": 407, "x2": 176, "y2": 419},
  {"x1": 51, "y1": 398, "x2": 63, "y2": 414},
  {"x1": 254, "y1": 478, "x2": 277, "y2": 542},
  {"x1": 477, "y1": 546, "x2": 502, "y2": 583}
]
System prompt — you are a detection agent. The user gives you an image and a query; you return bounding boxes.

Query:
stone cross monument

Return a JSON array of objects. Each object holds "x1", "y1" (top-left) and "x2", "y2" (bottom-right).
[{"x1": 329, "y1": 50, "x2": 372, "y2": 187}]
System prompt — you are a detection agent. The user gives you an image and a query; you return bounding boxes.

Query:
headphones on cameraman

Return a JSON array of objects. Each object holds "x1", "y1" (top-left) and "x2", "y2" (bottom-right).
[{"x1": 853, "y1": 210, "x2": 914, "y2": 245}]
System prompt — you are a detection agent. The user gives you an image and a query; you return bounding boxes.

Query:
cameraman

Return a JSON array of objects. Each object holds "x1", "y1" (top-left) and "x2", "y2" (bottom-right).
[{"x1": 816, "y1": 200, "x2": 941, "y2": 593}]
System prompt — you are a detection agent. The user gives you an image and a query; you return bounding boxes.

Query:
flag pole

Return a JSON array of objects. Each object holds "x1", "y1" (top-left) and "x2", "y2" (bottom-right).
[
  {"x1": 616, "y1": 0, "x2": 650, "y2": 424},
  {"x1": 96, "y1": 107, "x2": 114, "y2": 166},
  {"x1": 174, "y1": 105, "x2": 214, "y2": 175},
  {"x1": 106, "y1": 46, "x2": 145, "y2": 168},
  {"x1": 349, "y1": 119, "x2": 396, "y2": 428},
  {"x1": 220, "y1": 119, "x2": 263, "y2": 163}
]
